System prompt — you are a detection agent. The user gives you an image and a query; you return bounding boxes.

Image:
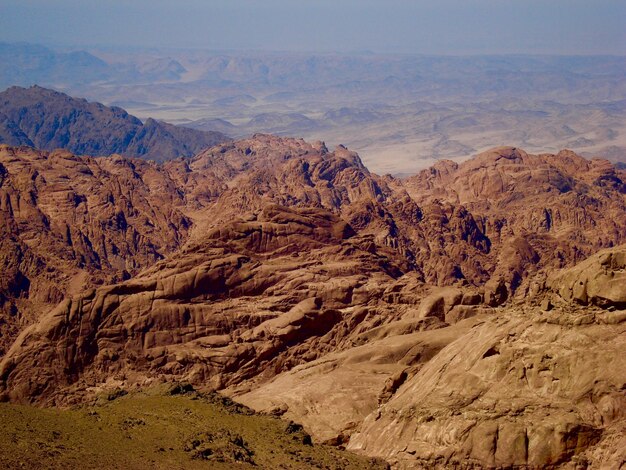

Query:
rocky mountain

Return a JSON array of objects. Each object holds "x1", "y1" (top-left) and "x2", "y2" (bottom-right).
[
  {"x1": 0, "y1": 144, "x2": 195, "y2": 354},
  {"x1": 402, "y1": 146, "x2": 626, "y2": 292},
  {"x1": 0, "y1": 136, "x2": 625, "y2": 468},
  {"x1": 0, "y1": 86, "x2": 229, "y2": 162}
]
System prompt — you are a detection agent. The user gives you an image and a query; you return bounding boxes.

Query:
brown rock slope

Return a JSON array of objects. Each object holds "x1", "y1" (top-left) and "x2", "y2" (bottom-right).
[
  {"x1": 0, "y1": 204, "x2": 409, "y2": 404},
  {"x1": 348, "y1": 245, "x2": 626, "y2": 469},
  {"x1": 0, "y1": 137, "x2": 382, "y2": 354},
  {"x1": 403, "y1": 146, "x2": 626, "y2": 296},
  {"x1": 0, "y1": 137, "x2": 625, "y2": 468},
  {"x1": 0, "y1": 145, "x2": 193, "y2": 354},
  {"x1": 0, "y1": 136, "x2": 499, "y2": 352},
  {"x1": 166, "y1": 139, "x2": 626, "y2": 294}
]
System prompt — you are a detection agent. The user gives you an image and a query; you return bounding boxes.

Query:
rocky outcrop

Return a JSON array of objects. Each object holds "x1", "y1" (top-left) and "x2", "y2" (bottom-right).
[
  {"x1": 0, "y1": 86, "x2": 229, "y2": 162},
  {"x1": 548, "y1": 244, "x2": 626, "y2": 308},
  {"x1": 404, "y1": 147, "x2": 626, "y2": 295},
  {"x1": 235, "y1": 249, "x2": 626, "y2": 469},
  {"x1": 0, "y1": 145, "x2": 193, "y2": 353},
  {"x1": 235, "y1": 315, "x2": 479, "y2": 444},
  {"x1": 347, "y1": 301, "x2": 626, "y2": 469},
  {"x1": 339, "y1": 247, "x2": 626, "y2": 469},
  {"x1": 0, "y1": 204, "x2": 407, "y2": 404}
]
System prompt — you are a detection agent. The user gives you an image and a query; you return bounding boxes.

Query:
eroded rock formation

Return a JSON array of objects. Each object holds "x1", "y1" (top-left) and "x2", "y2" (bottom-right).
[{"x1": 0, "y1": 136, "x2": 625, "y2": 468}]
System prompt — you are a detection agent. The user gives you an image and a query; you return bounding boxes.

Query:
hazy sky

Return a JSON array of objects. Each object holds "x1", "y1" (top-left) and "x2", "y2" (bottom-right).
[{"x1": 1, "y1": 0, "x2": 624, "y2": 55}]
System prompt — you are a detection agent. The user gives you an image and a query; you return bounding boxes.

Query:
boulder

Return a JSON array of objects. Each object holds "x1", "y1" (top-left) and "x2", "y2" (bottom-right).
[{"x1": 548, "y1": 245, "x2": 626, "y2": 307}]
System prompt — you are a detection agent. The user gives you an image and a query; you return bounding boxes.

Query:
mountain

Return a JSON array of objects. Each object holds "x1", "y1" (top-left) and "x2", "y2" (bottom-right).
[
  {"x1": 0, "y1": 86, "x2": 229, "y2": 162},
  {"x1": 245, "y1": 112, "x2": 320, "y2": 135},
  {"x1": 402, "y1": 146, "x2": 626, "y2": 291},
  {"x1": 0, "y1": 137, "x2": 624, "y2": 468},
  {"x1": 0, "y1": 43, "x2": 112, "y2": 90},
  {"x1": 0, "y1": 43, "x2": 190, "y2": 90},
  {"x1": 187, "y1": 117, "x2": 239, "y2": 136},
  {"x1": 0, "y1": 144, "x2": 197, "y2": 355}
]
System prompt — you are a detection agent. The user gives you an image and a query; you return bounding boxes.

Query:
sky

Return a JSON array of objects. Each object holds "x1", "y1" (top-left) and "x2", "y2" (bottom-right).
[{"x1": 0, "y1": 0, "x2": 624, "y2": 55}]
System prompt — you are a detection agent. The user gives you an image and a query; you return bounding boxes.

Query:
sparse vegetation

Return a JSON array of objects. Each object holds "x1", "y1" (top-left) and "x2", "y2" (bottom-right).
[{"x1": 0, "y1": 386, "x2": 388, "y2": 469}]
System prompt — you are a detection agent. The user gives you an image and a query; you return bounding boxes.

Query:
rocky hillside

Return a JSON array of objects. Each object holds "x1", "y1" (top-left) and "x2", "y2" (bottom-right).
[
  {"x1": 402, "y1": 146, "x2": 626, "y2": 292},
  {"x1": 0, "y1": 144, "x2": 196, "y2": 354},
  {"x1": 0, "y1": 86, "x2": 229, "y2": 162},
  {"x1": 347, "y1": 246, "x2": 626, "y2": 468},
  {"x1": 2, "y1": 137, "x2": 623, "y2": 352},
  {"x1": 0, "y1": 136, "x2": 624, "y2": 468}
]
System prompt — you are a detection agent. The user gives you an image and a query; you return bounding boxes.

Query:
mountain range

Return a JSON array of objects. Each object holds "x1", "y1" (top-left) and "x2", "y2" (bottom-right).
[
  {"x1": 0, "y1": 42, "x2": 189, "y2": 90},
  {"x1": 0, "y1": 130, "x2": 624, "y2": 468},
  {"x1": 3, "y1": 42, "x2": 625, "y2": 174}
]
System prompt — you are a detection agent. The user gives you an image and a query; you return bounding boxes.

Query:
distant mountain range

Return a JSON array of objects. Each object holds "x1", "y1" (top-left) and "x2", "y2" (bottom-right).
[
  {"x1": 1, "y1": 42, "x2": 624, "y2": 173},
  {"x1": 0, "y1": 85, "x2": 229, "y2": 162},
  {"x1": 0, "y1": 42, "x2": 189, "y2": 89},
  {"x1": 0, "y1": 42, "x2": 111, "y2": 90}
]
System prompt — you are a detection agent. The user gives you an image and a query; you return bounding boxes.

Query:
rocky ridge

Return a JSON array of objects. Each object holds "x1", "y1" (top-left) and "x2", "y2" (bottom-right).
[
  {"x1": 403, "y1": 146, "x2": 626, "y2": 295},
  {"x1": 0, "y1": 144, "x2": 193, "y2": 354},
  {"x1": 0, "y1": 85, "x2": 229, "y2": 162}
]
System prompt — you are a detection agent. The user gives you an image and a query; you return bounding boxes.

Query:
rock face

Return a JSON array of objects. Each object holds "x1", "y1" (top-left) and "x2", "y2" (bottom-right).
[
  {"x1": 548, "y1": 245, "x2": 626, "y2": 307},
  {"x1": 347, "y1": 293, "x2": 626, "y2": 469},
  {"x1": 2, "y1": 138, "x2": 622, "y2": 358},
  {"x1": 0, "y1": 145, "x2": 193, "y2": 354},
  {"x1": 0, "y1": 86, "x2": 229, "y2": 162},
  {"x1": 0, "y1": 136, "x2": 625, "y2": 468},
  {"x1": 0, "y1": 201, "x2": 416, "y2": 405}
]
